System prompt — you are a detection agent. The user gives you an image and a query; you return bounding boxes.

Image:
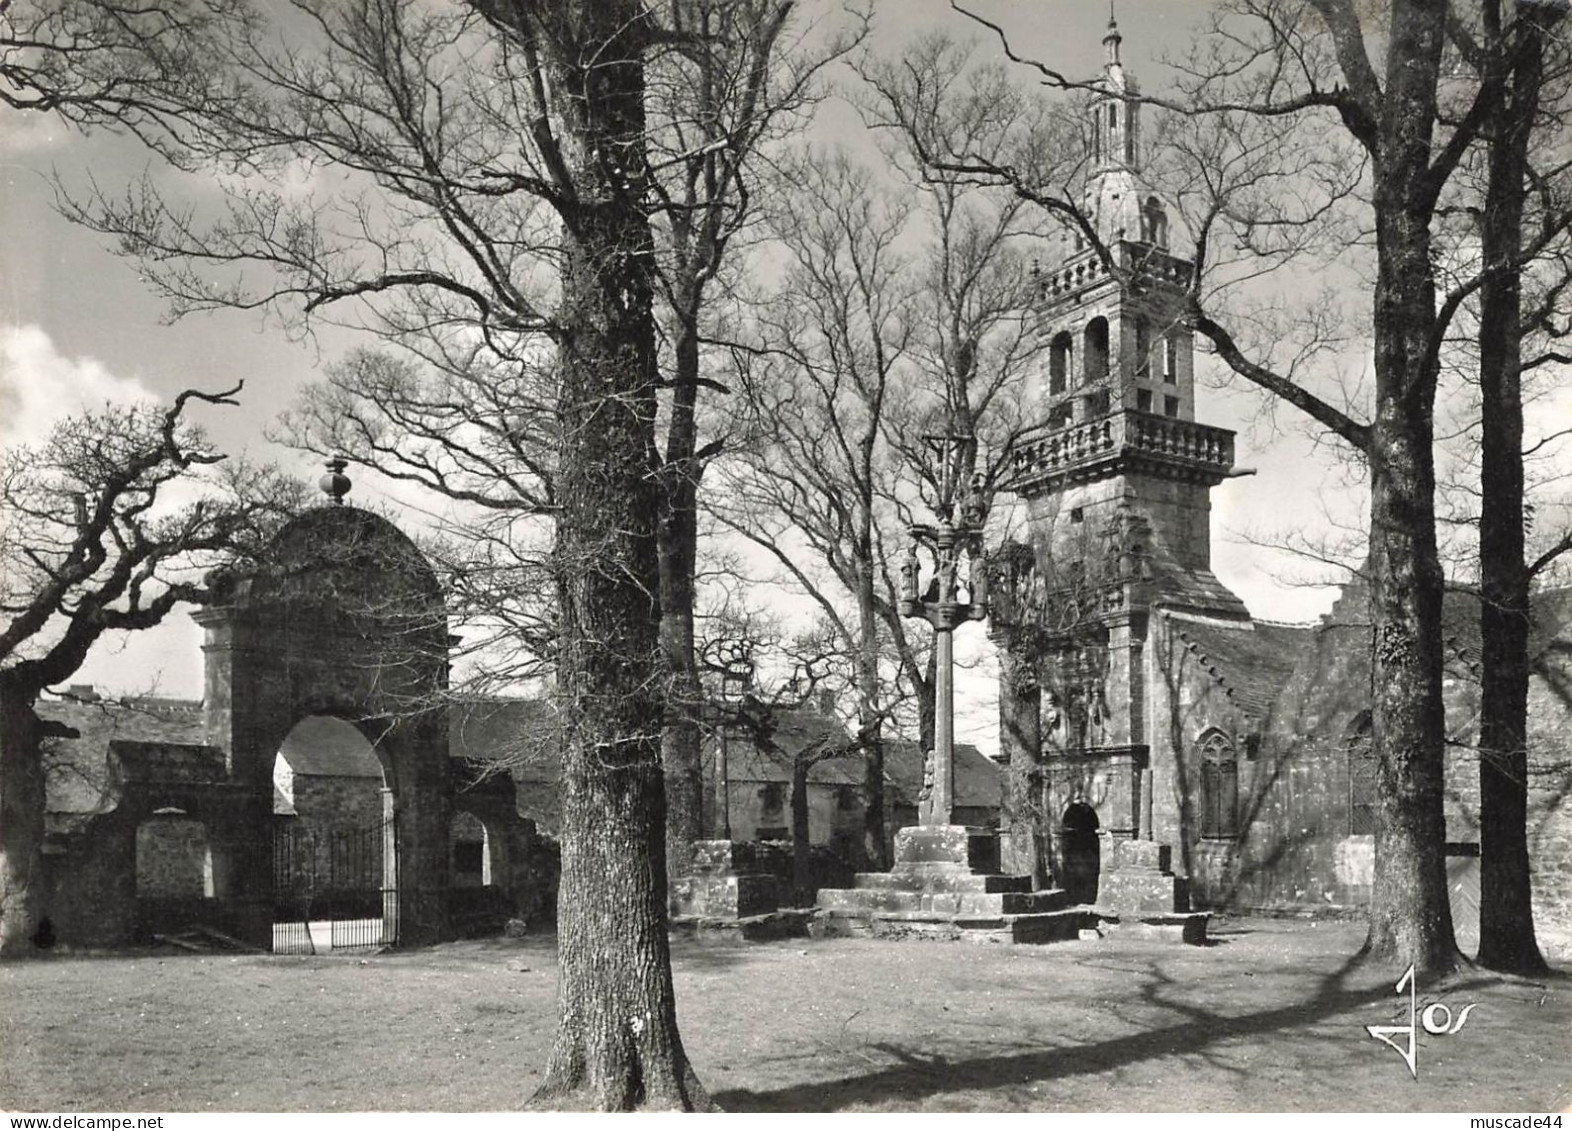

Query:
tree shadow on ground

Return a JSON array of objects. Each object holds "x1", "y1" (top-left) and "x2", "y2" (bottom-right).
[
  {"x1": 669, "y1": 936, "x2": 783, "y2": 971},
  {"x1": 712, "y1": 950, "x2": 1512, "y2": 1112}
]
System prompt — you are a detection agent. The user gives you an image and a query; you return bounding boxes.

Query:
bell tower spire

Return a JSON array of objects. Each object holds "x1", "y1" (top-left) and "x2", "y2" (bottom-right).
[
  {"x1": 1093, "y1": 2, "x2": 1136, "y2": 175},
  {"x1": 1014, "y1": 16, "x2": 1246, "y2": 617},
  {"x1": 1104, "y1": 3, "x2": 1123, "y2": 69}
]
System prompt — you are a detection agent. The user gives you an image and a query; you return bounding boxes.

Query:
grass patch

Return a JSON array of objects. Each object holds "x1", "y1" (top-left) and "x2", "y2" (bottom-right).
[{"x1": 1, "y1": 919, "x2": 1567, "y2": 1111}]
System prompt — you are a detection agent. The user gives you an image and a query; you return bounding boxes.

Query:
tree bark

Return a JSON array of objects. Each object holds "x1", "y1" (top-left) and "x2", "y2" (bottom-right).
[
  {"x1": 998, "y1": 642, "x2": 1046, "y2": 886},
  {"x1": 0, "y1": 676, "x2": 47, "y2": 958},
  {"x1": 790, "y1": 757, "x2": 812, "y2": 903},
  {"x1": 1361, "y1": 4, "x2": 1458, "y2": 974},
  {"x1": 659, "y1": 320, "x2": 704, "y2": 877},
  {"x1": 857, "y1": 565, "x2": 887, "y2": 869},
  {"x1": 529, "y1": 2, "x2": 709, "y2": 1109},
  {"x1": 1475, "y1": 0, "x2": 1552, "y2": 977}
]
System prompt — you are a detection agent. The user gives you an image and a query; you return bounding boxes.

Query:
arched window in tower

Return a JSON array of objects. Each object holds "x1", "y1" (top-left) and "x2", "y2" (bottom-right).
[
  {"x1": 1197, "y1": 729, "x2": 1239, "y2": 839},
  {"x1": 1133, "y1": 317, "x2": 1150, "y2": 378},
  {"x1": 1162, "y1": 333, "x2": 1179, "y2": 384},
  {"x1": 1083, "y1": 317, "x2": 1110, "y2": 384},
  {"x1": 1347, "y1": 711, "x2": 1378, "y2": 835},
  {"x1": 1142, "y1": 197, "x2": 1169, "y2": 249},
  {"x1": 1050, "y1": 332, "x2": 1073, "y2": 395}
]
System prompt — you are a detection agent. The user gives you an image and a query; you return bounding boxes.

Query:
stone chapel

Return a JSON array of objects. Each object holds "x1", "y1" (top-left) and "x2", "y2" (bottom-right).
[{"x1": 989, "y1": 15, "x2": 1572, "y2": 941}]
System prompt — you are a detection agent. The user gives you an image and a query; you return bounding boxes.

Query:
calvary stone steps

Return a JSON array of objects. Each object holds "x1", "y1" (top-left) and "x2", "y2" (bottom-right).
[{"x1": 812, "y1": 825, "x2": 1093, "y2": 944}]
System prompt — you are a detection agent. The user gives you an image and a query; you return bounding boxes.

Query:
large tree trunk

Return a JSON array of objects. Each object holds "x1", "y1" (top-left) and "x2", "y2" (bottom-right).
[
  {"x1": 857, "y1": 567, "x2": 887, "y2": 869},
  {"x1": 998, "y1": 642, "x2": 1046, "y2": 886},
  {"x1": 0, "y1": 677, "x2": 47, "y2": 958},
  {"x1": 1364, "y1": 409, "x2": 1456, "y2": 976},
  {"x1": 1475, "y1": 0, "x2": 1552, "y2": 977},
  {"x1": 790, "y1": 757, "x2": 812, "y2": 903},
  {"x1": 530, "y1": 2, "x2": 709, "y2": 1109},
  {"x1": 1361, "y1": 10, "x2": 1458, "y2": 972},
  {"x1": 659, "y1": 321, "x2": 704, "y2": 877}
]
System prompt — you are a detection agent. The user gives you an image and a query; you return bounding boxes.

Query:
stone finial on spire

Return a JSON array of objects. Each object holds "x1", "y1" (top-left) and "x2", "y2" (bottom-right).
[
  {"x1": 1104, "y1": 0, "x2": 1122, "y2": 68},
  {"x1": 320, "y1": 456, "x2": 352, "y2": 505}
]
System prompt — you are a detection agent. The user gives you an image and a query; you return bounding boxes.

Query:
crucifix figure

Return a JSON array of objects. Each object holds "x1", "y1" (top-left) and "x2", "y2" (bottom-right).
[{"x1": 898, "y1": 434, "x2": 989, "y2": 826}]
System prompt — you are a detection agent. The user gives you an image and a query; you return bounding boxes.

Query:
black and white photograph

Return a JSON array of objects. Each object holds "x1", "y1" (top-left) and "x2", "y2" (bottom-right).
[{"x1": 1, "y1": 0, "x2": 1569, "y2": 1116}]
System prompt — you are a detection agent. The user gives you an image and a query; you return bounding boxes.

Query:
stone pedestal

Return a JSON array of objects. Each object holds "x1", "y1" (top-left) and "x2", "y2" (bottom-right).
[
  {"x1": 668, "y1": 841, "x2": 811, "y2": 942},
  {"x1": 813, "y1": 826, "x2": 1091, "y2": 944},
  {"x1": 1094, "y1": 835, "x2": 1208, "y2": 944}
]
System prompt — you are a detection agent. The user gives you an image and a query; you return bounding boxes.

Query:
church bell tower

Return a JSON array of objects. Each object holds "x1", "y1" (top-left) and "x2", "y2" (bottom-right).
[
  {"x1": 994, "y1": 11, "x2": 1249, "y2": 871},
  {"x1": 1013, "y1": 10, "x2": 1245, "y2": 614}
]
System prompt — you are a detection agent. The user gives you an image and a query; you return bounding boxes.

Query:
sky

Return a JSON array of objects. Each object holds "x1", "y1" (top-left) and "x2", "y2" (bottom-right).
[{"x1": 3, "y1": 0, "x2": 1550, "y2": 757}]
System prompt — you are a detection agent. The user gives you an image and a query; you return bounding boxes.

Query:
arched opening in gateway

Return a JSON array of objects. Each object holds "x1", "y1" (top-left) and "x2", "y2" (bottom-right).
[
  {"x1": 450, "y1": 811, "x2": 492, "y2": 888},
  {"x1": 271, "y1": 715, "x2": 395, "y2": 954},
  {"x1": 1059, "y1": 802, "x2": 1101, "y2": 905}
]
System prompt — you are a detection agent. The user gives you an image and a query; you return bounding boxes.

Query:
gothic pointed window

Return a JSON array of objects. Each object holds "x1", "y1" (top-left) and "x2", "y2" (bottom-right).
[
  {"x1": 1198, "y1": 729, "x2": 1239, "y2": 839},
  {"x1": 1347, "y1": 712, "x2": 1378, "y2": 835}
]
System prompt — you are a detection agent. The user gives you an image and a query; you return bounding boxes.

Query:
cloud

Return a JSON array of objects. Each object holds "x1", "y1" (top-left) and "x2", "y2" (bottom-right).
[
  {"x1": 0, "y1": 112, "x2": 71, "y2": 155},
  {"x1": 0, "y1": 323, "x2": 155, "y2": 449}
]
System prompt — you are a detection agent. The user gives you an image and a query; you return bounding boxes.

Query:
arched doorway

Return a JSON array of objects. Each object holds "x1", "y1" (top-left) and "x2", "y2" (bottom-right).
[
  {"x1": 194, "y1": 497, "x2": 452, "y2": 950},
  {"x1": 1059, "y1": 803, "x2": 1101, "y2": 905},
  {"x1": 271, "y1": 715, "x2": 395, "y2": 954},
  {"x1": 450, "y1": 811, "x2": 491, "y2": 888}
]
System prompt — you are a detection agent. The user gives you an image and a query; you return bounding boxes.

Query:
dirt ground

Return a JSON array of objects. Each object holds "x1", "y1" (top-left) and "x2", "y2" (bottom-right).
[{"x1": 1, "y1": 917, "x2": 1568, "y2": 1112}]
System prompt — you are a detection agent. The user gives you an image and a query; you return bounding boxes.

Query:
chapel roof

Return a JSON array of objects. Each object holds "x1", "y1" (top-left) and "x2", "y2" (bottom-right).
[
  {"x1": 37, "y1": 697, "x2": 207, "y2": 815},
  {"x1": 275, "y1": 715, "x2": 384, "y2": 779},
  {"x1": 1171, "y1": 618, "x2": 1316, "y2": 724},
  {"x1": 881, "y1": 737, "x2": 1005, "y2": 812}
]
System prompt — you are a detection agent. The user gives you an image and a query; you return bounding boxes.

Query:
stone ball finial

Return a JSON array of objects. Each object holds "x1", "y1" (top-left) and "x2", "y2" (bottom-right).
[{"x1": 320, "y1": 457, "x2": 352, "y2": 505}]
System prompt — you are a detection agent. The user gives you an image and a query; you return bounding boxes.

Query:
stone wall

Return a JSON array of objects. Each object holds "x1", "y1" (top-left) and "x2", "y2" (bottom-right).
[
  {"x1": 293, "y1": 775, "x2": 383, "y2": 839},
  {"x1": 1143, "y1": 615, "x2": 1260, "y2": 906},
  {"x1": 135, "y1": 816, "x2": 216, "y2": 899},
  {"x1": 720, "y1": 780, "x2": 851, "y2": 845},
  {"x1": 1205, "y1": 588, "x2": 1572, "y2": 944}
]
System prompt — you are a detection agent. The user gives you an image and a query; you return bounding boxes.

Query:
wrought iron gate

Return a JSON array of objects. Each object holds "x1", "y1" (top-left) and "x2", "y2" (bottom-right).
[{"x1": 272, "y1": 817, "x2": 396, "y2": 954}]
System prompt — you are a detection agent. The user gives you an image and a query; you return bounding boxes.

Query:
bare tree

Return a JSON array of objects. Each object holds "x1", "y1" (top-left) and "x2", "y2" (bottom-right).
[
  {"x1": 0, "y1": 388, "x2": 299, "y2": 957},
  {"x1": 643, "y1": 0, "x2": 863, "y2": 872},
  {"x1": 1445, "y1": 0, "x2": 1572, "y2": 976},
  {"x1": 922, "y1": 0, "x2": 1559, "y2": 976},
  {"x1": 696, "y1": 610, "x2": 851, "y2": 900},
  {"x1": 0, "y1": 0, "x2": 240, "y2": 141},
  {"x1": 0, "y1": 0, "x2": 859, "y2": 1103},
  {"x1": 718, "y1": 148, "x2": 913, "y2": 868},
  {"x1": 718, "y1": 46, "x2": 1050, "y2": 864},
  {"x1": 258, "y1": 1, "x2": 864, "y2": 878},
  {"x1": 854, "y1": 33, "x2": 1056, "y2": 745}
]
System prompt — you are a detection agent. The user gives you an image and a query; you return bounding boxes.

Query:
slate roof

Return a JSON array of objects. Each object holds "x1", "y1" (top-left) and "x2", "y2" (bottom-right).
[
  {"x1": 38, "y1": 697, "x2": 207, "y2": 815},
  {"x1": 720, "y1": 708, "x2": 861, "y2": 787},
  {"x1": 1317, "y1": 581, "x2": 1572, "y2": 677},
  {"x1": 276, "y1": 716, "x2": 383, "y2": 778},
  {"x1": 1440, "y1": 586, "x2": 1572, "y2": 676},
  {"x1": 1171, "y1": 617, "x2": 1316, "y2": 724},
  {"x1": 447, "y1": 696, "x2": 562, "y2": 832},
  {"x1": 882, "y1": 737, "x2": 1005, "y2": 811},
  {"x1": 713, "y1": 709, "x2": 1004, "y2": 812}
]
